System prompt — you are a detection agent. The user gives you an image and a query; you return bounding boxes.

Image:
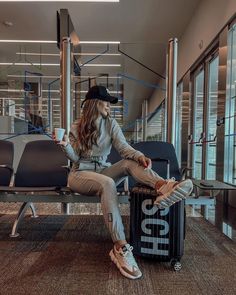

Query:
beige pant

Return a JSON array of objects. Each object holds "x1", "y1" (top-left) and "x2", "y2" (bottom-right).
[{"x1": 68, "y1": 159, "x2": 163, "y2": 242}]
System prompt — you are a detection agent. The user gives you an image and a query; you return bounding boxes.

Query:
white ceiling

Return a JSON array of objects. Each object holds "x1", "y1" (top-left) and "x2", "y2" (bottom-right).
[{"x1": 0, "y1": 0, "x2": 201, "y2": 125}]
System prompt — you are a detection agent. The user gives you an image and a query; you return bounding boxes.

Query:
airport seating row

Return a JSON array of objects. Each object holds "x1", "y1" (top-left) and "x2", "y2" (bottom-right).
[{"x1": 0, "y1": 139, "x2": 191, "y2": 237}]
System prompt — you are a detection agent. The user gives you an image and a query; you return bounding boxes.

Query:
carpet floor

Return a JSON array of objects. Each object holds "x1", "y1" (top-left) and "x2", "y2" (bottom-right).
[{"x1": 0, "y1": 214, "x2": 235, "y2": 295}]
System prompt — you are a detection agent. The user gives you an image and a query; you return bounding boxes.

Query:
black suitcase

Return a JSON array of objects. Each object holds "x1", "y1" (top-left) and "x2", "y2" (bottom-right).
[{"x1": 129, "y1": 143, "x2": 185, "y2": 271}]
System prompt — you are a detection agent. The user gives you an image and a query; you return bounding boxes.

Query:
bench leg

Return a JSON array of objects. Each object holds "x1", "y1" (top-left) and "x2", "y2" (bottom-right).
[
  {"x1": 204, "y1": 205, "x2": 209, "y2": 220},
  {"x1": 61, "y1": 203, "x2": 70, "y2": 215},
  {"x1": 29, "y1": 203, "x2": 38, "y2": 218},
  {"x1": 10, "y1": 202, "x2": 30, "y2": 238}
]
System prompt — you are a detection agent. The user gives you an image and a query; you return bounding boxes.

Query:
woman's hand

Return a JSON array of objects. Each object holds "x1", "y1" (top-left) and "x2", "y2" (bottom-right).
[
  {"x1": 52, "y1": 133, "x2": 68, "y2": 147},
  {"x1": 138, "y1": 155, "x2": 152, "y2": 169}
]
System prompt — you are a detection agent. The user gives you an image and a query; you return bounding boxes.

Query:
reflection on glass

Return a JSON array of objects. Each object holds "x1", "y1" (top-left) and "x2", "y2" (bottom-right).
[
  {"x1": 175, "y1": 82, "x2": 183, "y2": 165},
  {"x1": 193, "y1": 69, "x2": 204, "y2": 179},
  {"x1": 147, "y1": 101, "x2": 165, "y2": 141},
  {"x1": 0, "y1": 42, "x2": 167, "y2": 140},
  {"x1": 206, "y1": 56, "x2": 219, "y2": 180},
  {"x1": 225, "y1": 24, "x2": 236, "y2": 184},
  {"x1": 222, "y1": 222, "x2": 232, "y2": 239}
]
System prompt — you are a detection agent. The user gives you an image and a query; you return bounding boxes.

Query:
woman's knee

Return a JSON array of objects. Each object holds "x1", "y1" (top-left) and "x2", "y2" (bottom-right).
[
  {"x1": 120, "y1": 159, "x2": 138, "y2": 172},
  {"x1": 101, "y1": 176, "x2": 116, "y2": 191}
]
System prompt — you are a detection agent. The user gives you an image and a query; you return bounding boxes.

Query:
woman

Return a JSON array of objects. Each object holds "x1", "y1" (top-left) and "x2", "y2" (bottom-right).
[{"x1": 58, "y1": 85, "x2": 193, "y2": 280}]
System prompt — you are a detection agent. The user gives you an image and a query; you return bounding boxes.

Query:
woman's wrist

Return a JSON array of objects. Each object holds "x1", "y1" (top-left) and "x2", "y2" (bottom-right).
[{"x1": 60, "y1": 141, "x2": 68, "y2": 147}]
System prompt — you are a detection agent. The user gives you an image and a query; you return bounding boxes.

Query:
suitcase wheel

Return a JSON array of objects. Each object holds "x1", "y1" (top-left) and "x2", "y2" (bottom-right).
[{"x1": 170, "y1": 259, "x2": 182, "y2": 271}]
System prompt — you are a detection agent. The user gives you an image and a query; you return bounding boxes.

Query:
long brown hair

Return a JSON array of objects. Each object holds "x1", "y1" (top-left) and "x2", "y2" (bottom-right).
[{"x1": 77, "y1": 99, "x2": 102, "y2": 156}]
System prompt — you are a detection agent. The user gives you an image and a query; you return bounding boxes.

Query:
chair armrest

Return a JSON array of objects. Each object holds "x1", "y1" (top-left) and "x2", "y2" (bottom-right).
[
  {"x1": 61, "y1": 165, "x2": 71, "y2": 173},
  {"x1": 181, "y1": 167, "x2": 193, "y2": 180},
  {"x1": 0, "y1": 165, "x2": 15, "y2": 186},
  {"x1": 0, "y1": 164, "x2": 14, "y2": 174},
  {"x1": 116, "y1": 176, "x2": 129, "y2": 194}
]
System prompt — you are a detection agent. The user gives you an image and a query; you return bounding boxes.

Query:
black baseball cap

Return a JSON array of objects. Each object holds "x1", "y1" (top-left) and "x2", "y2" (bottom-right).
[{"x1": 81, "y1": 85, "x2": 118, "y2": 107}]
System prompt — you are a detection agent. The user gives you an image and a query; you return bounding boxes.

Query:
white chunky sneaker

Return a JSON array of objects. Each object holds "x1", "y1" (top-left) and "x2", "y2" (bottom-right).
[
  {"x1": 109, "y1": 244, "x2": 142, "y2": 280},
  {"x1": 154, "y1": 178, "x2": 193, "y2": 209}
]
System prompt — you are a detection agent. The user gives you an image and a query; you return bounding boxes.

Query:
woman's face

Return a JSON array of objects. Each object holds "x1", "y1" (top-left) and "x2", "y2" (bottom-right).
[{"x1": 98, "y1": 101, "x2": 110, "y2": 118}]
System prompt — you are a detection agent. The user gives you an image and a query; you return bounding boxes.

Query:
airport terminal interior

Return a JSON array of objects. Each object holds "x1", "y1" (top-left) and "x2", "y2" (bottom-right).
[{"x1": 0, "y1": 0, "x2": 236, "y2": 294}]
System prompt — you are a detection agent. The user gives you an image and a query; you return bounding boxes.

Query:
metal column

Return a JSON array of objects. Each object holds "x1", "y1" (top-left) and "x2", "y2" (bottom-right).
[
  {"x1": 60, "y1": 37, "x2": 73, "y2": 215},
  {"x1": 166, "y1": 38, "x2": 178, "y2": 145},
  {"x1": 61, "y1": 37, "x2": 73, "y2": 133}
]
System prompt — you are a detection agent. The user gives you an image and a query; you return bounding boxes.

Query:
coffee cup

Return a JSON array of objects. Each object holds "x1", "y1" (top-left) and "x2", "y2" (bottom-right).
[{"x1": 54, "y1": 128, "x2": 65, "y2": 141}]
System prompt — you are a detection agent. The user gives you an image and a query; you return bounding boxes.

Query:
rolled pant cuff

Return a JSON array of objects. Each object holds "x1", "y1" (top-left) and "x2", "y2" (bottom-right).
[{"x1": 111, "y1": 232, "x2": 126, "y2": 243}]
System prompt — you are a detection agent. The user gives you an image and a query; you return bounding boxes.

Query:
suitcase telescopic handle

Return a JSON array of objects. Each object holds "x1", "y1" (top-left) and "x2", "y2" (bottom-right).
[
  {"x1": 149, "y1": 157, "x2": 170, "y2": 179},
  {"x1": 150, "y1": 157, "x2": 170, "y2": 164}
]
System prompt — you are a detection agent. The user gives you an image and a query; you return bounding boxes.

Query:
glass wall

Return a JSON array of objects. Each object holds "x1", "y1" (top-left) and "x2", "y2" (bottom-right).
[
  {"x1": 192, "y1": 69, "x2": 204, "y2": 179},
  {"x1": 175, "y1": 82, "x2": 183, "y2": 164},
  {"x1": 206, "y1": 56, "x2": 219, "y2": 179},
  {"x1": 225, "y1": 24, "x2": 236, "y2": 185},
  {"x1": 146, "y1": 101, "x2": 165, "y2": 141}
]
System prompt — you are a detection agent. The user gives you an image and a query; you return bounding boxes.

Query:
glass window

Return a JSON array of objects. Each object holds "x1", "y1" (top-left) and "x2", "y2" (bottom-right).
[
  {"x1": 147, "y1": 101, "x2": 165, "y2": 141},
  {"x1": 225, "y1": 24, "x2": 236, "y2": 184},
  {"x1": 206, "y1": 56, "x2": 219, "y2": 179},
  {"x1": 192, "y1": 69, "x2": 204, "y2": 179},
  {"x1": 175, "y1": 82, "x2": 183, "y2": 165}
]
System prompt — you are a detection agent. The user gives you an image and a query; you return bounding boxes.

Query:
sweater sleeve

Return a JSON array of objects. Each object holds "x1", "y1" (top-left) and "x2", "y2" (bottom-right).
[
  {"x1": 111, "y1": 119, "x2": 144, "y2": 161},
  {"x1": 61, "y1": 122, "x2": 80, "y2": 163}
]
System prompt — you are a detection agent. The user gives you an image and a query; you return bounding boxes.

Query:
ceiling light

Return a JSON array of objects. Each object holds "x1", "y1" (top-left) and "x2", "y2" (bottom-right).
[
  {"x1": 0, "y1": 40, "x2": 120, "y2": 44},
  {"x1": 8, "y1": 74, "x2": 122, "y2": 79},
  {"x1": 0, "y1": 40, "x2": 56, "y2": 44},
  {"x1": 1, "y1": 62, "x2": 121, "y2": 67},
  {"x1": 0, "y1": 0, "x2": 119, "y2": 2},
  {"x1": 0, "y1": 89, "x2": 30, "y2": 92},
  {"x1": 0, "y1": 62, "x2": 59, "y2": 66},
  {"x1": 78, "y1": 53, "x2": 121, "y2": 56},
  {"x1": 77, "y1": 76, "x2": 121, "y2": 79},
  {"x1": 16, "y1": 52, "x2": 60, "y2": 56},
  {"x1": 81, "y1": 64, "x2": 121, "y2": 67},
  {"x1": 8, "y1": 74, "x2": 60, "y2": 79},
  {"x1": 15, "y1": 52, "x2": 121, "y2": 56},
  {"x1": 79, "y1": 90, "x2": 121, "y2": 94},
  {"x1": 80, "y1": 41, "x2": 120, "y2": 44}
]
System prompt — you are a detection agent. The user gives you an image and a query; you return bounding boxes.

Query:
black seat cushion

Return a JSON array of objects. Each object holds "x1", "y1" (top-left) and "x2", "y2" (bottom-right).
[
  {"x1": 15, "y1": 140, "x2": 68, "y2": 187},
  {"x1": 0, "y1": 140, "x2": 14, "y2": 186}
]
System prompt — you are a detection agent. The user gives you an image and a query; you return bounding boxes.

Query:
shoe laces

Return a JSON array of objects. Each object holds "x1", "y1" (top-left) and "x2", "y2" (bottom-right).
[{"x1": 120, "y1": 245, "x2": 137, "y2": 266}]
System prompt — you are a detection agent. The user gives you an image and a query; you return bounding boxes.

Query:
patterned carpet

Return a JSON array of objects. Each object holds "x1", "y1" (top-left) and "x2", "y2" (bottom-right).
[{"x1": 0, "y1": 214, "x2": 235, "y2": 295}]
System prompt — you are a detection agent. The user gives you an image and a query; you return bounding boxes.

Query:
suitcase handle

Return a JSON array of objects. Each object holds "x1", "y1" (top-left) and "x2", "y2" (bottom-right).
[
  {"x1": 150, "y1": 157, "x2": 170, "y2": 164},
  {"x1": 149, "y1": 157, "x2": 170, "y2": 179}
]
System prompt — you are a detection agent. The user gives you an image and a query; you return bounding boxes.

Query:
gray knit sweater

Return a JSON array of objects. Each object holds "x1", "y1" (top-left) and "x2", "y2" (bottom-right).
[{"x1": 62, "y1": 115, "x2": 144, "y2": 171}]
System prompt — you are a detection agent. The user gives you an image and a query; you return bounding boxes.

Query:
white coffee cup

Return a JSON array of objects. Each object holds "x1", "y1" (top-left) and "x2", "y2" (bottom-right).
[{"x1": 54, "y1": 128, "x2": 65, "y2": 141}]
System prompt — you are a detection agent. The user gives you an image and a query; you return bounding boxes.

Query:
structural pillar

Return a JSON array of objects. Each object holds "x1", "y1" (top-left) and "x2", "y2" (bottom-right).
[
  {"x1": 61, "y1": 37, "x2": 73, "y2": 133},
  {"x1": 60, "y1": 36, "x2": 73, "y2": 215},
  {"x1": 166, "y1": 38, "x2": 178, "y2": 145}
]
